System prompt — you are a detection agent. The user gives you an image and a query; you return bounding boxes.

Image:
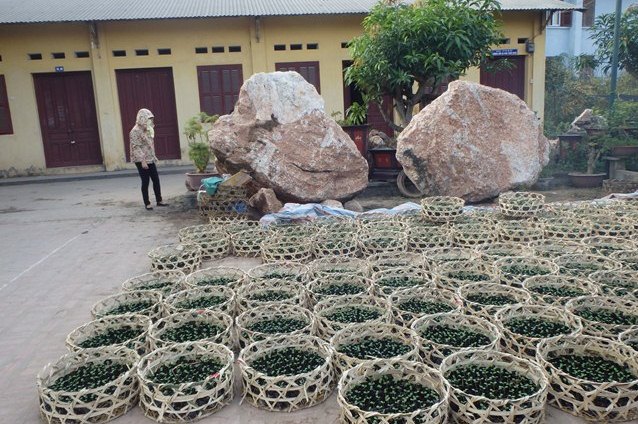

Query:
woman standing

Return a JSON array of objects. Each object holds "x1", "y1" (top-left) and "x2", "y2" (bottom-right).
[{"x1": 130, "y1": 108, "x2": 169, "y2": 210}]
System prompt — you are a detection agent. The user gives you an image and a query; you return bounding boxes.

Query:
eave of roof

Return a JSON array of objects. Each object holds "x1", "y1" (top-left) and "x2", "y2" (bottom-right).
[{"x1": 0, "y1": 0, "x2": 582, "y2": 25}]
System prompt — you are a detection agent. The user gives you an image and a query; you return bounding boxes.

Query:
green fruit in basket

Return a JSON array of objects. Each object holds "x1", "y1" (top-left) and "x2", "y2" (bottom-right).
[
  {"x1": 398, "y1": 299, "x2": 454, "y2": 315},
  {"x1": 346, "y1": 374, "x2": 440, "y2": 415},
  {"x1": 575, "y1": 307, "x2": 638, "y2": 326},
  {"x1": 445, "y1": 364, "x2": 539, "y2": 400},
  {"x1": 316, "y1": 283, "x2": 364, "y2": 296},
  {"x1": 48, "y1": 361, "x2": 129, "y2": 402},
  {"x1": 175, "y1": 295, "x2": 226, "y2": 310},
  {"x1": 78, "y1": 326, "x2": 144, "y2": 348},
  {"x1": 419, "y1": 324, "x2": 491, "y2": 348},
  {"x1": 505, "y1": 317, "x2": 572, "y2": 338},
  {"x1": 247, "y1": 317, "x2": 307, "y2": 334},
  {"x1": 250, "y1": 347, "x2": 324, "y2": 376},
  {"x1": 324, "y1": 306, "x2": 382, "y2": 324},
  {"x1": 105, "y1": 300, "x2": 153, "y2": 316},
  {"x1": 466, "y1": 293, "x2": 516, "y2": 306},
  {"x1": 338, "y1": 337, "x2": 411, "y2": 359},
  {"x1": 137, "y1": 279, "x2": 173, "y2": 291},
  {"x1": 162, "y1": 322, "x2": 224, "y2": 343},
  {"x1": 549, "y1": 354, "x2": 636, "y2": 383},
  {"x1": 196, "y1": 276, "x2": 237, "y2": 286},
  {"x1": 447, "y1": 270, "x2": 491, "y2": 282},
  {"x1": 151, "y1": 356, "x2": 224, "y2": 394},
  {"x1": 530, "y1": 285, "x2": 586, "y2": 299},
  {"x1": 501, "y1": 265, "x2": 550, "y2": 277},
  {"x1": 248, "y1": 290, "x2": 293, "y2": 302}
]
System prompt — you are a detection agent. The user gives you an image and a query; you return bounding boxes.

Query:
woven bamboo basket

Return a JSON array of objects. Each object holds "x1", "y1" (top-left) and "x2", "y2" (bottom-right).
[
  {"x1": 267, "y1": 222, "x2": 319, "y2": 239},
  {"x1": 306, "y1": 275, "x2": 373, "y2": 306},
  {"x1": 529, "y1": 239, "x2": 585, "y2": 258},
  {"x1": 238, "y1": 334, "x2": 335, "y2": 412},
  {"x1": 314, "y1": 294, "x2": 391, "y2": 340},
  {"x1": 137, "y1": 341, "x2": 234, "y2": 422},
  {"x1": 451, "y1": 221, "x2": 498, "y2": 247},
  {"x1": 358, "y1": 229, "x2": 408, "y2": 256},
  {"x1": 619, "y1": 327, "x2": 638, "y2": 352},
  {"x1": 230, "y1": 228, "x2": 266, "y2": 257},
  {"x1": 542, "y1": 216, "x2": 593, "y2": 241},
  {"x1": 91, "y1": 290, "x2": 164, "y2": 321},
  {"x1": 495, "y1": 304, "x2": 582, "y2": 360},
  {"x1": 406, "y1": 224, "x2": 453, "y2": 251},
  {"x1": 498, "y1": 191, "x2": 546, "y2": 218},
  {"x1": 554, "y1": 253, "x2": 622, "y2": 277},
  {"x1": 199, "y1": 185, "x2": 249, "y2": 217},
  {"x1": 590, "y1": 215, "x2": 634, "y2": 238},
  {"x1": 183, "y1": 266, "x2": 246, "y2": 290},
  {"x1": 247, "y1": 261, "x2": 309, "y2": 282},
  {"x1": 261, "y1": 237, "x2": 313, "y2": 263},
  {"x1": 497, "y1": 219, "x2": 545, "y2": 244},
  {"x1": 358, "y1": 218, "x2": 408, "y2": 233},
  {"x1": 235, "y1": 304, "x2": 315, "y2": 349},
  {"x1": 37, "y1": 346, "x2": 140, "y2": 424},
  {"x1": 66, "y1": 314, "x2": 151, "y2": 355},
  {"x1": 423, "y1": 246, "x2": 478, "y2": 266},
  {"x1": 458, "y1": 282, "x2": 531, "y2": 321},
  {"x1": 536, "y1": 335, "x2": 638, "y2": 422},
  {"x1": 330, "y1": 323, "x2": 420, "y2": 375},
  {"x1": 121, "y1": 270, "x2": 185, "y2": 297},
  {"x1": 177, "y1": 223, "x2": 230, "y2": 259},
  {"x1": 368, "y1": 252, "x2": 429, "y2": 273},
  {"x1": 208, "y1": 214, "x2": 249, "y2": 227},
  {"x1": 312, "y1": 229, "x2": 359, "y2": 257},
  {"x1": 581, "y1": 235, "x2": 637, "y2": 255},
  {"x1": 566, "y1": 296, "x2": 638, "y2": 338},
  {"x1": 148, "y1": 243, "x2": 202, "y2": 274},
  {"x1": 389, "y1": 286, "x2": 462, "y2": 327},
  {"x1": 441, "y1": 349, "x2": 548, "y2": 424},
  {"x1": 412, "y1": 312, "x2": 500, "y2": 367},
  {"x1": 610, "y1": 249, "x2": 638, "y2": 271},
  {"x1": 236, "y1": 278, "x2": 308, "y2": 313},
  {"x1": 148, "y1": 310, "x2": 234, "y2": 350},
  {"x1": 420, "y1": 196, "x2": 465, "y2": 223},
  {"x1": 337, "y1": 358, "x2": 449, "y2": 424},
  {"x1": 164, "y1": 285, "x2": 236, "y2": 316},
  {"x1": 435, "y1": 260, "x2": 498, "y2": 291},
  {"x1": 522, "y1": 274, "x2": 599, "y2": 306},
  {"x1": 494, "y1": 255, "x2": 559, "y2": 287},
  {"x1": 474, "y1": 242, "x2": 533, "y2": 259},
  {"x1": 588, "y1": 269, "x2": 638, "y2": 298},
  {"x1": 371, "y1": 266, "x2": 434, "y2": 295},
  {"x1": 309, "y1": 256, "x2": 370, "y2": 279}
]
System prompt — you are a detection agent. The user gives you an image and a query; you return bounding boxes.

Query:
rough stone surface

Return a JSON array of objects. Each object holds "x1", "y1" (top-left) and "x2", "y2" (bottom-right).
[
  {"x1": 208, "y1": 71, "x2": 369, "y2": 203},
  {"x1": 396, "y1": 81, "x2": 549, "y2": 202},
  {"x1": 369, "y1": 129, "x2": 394, "y2": 149},
  {"x1": 568, "y1": 109, "x2": 607, "y2": 133},
  {"x1": 343, "y1": 200, "x2": 364, "y2": 212},
  {"x1": 248, "y1": 188, "x2": 283, "y2": 215},
  {"x1": 321, "y1": 199, "x2": 343, "y2": 209}
]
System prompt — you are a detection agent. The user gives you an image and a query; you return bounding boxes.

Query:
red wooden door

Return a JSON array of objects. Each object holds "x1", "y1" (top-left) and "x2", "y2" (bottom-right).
[
  {"x1": 480, "y1": 56, "x2": 526, "y2": 100},
  {"x1": 366, "y1": 95, "x2": 394, "y2": 136},
  {"x1": 116, "y1": 68, "x2": 181, "y2": 161},
  {"x1": 33, "y1": 72, "x2": 102, "y2": 168},
  {"x1": 275, "y1": 61, "x2": 321, "y2": 93},
  {"x1": 197, "y1": 65, "x2": 243, "y2": 116}
]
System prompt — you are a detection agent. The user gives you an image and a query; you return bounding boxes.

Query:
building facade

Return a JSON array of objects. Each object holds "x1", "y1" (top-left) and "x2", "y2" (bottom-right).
[
  {"x1": 0, "y1": 1, "x2": 576, "y2": 177},
  {"x1": 546, "y1": 0, "x2": 637, "y2": 57}
]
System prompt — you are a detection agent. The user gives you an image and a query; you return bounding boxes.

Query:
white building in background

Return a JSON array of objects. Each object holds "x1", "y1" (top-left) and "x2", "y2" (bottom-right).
[{"x1": 546, "y1": 0, "x2": 637, "y2": 57}]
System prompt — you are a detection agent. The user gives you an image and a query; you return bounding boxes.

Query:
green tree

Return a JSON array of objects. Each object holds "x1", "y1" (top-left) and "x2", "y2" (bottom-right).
[
  {"x1": 590, "y1": 6, "x2": 638, "y2": 77},
  {"x1": 345, "y1": 0, "x2": 503, "y2": 132}
]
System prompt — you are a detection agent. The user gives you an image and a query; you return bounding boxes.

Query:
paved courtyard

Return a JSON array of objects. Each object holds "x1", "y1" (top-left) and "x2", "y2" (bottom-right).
[{"x1": 0, "y1": 173, "x2": 632, "y2": 423}]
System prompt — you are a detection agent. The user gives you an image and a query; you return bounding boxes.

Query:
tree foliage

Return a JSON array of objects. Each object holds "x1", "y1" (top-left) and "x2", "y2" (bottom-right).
[
  {"x1": 345, "y1": 0, "x2": 503, "y2": 131},
  {"x1": 590, "y1": 6, "x2": 638, "y2": 77}
]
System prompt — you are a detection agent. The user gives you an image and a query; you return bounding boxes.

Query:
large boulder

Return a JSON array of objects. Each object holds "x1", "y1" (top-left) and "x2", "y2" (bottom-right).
[
  {"x1": 396, "y1": 81, "x2": 549, "y2": 202},
  {"x1": 208, "y1": 71, "x2": 369, "y2": 203}
]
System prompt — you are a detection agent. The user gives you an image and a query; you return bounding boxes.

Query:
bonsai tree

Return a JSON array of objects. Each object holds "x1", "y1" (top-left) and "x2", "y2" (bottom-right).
[
  {"x1": 345, "y1": 0, "x2": 503, "y2": 131},
  {"x1": 184, "y1": 112, "x2": 219, "y2": 173}
]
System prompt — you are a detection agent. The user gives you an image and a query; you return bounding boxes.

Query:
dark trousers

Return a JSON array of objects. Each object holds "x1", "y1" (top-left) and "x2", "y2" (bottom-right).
[{"x1": 135, "y1": 162, "x2": 162, "y2": 205}]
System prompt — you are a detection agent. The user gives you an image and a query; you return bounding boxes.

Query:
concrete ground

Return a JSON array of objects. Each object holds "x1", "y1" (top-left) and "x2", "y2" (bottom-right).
[{"x1": 0, "y1": 173, "x2": 633, "y2": 423}]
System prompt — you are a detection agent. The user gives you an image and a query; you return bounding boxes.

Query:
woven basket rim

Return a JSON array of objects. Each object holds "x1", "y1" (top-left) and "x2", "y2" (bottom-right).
[{"x1": 66, "y1": 313, "x2": 151, "y2": 349}]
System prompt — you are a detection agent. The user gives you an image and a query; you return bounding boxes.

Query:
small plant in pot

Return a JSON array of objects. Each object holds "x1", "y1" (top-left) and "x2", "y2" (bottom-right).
[
  {"x1": 184, "y1": 112, "x2": 219, "y2": 191},
  {"x1": 567, "y1": 110, "x2": 608, "y2": 188},
  {"x1": 333, "y1": 101, "x2": 369, "y2": 157}
]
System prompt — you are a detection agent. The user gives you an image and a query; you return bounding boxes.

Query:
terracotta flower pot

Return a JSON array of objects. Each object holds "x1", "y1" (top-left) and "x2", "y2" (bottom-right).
[
  {"x1": 611, "y1": 145, "x2": 638, "y2": 157},
  {"x1": 185, "y1": 171, "x2": 220, "y2": 191},
  {"x1": 568, "y1": 172, "x2": 606, "y2": 188}
]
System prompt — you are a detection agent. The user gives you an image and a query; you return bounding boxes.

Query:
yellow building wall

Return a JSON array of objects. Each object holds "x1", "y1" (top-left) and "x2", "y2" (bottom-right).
[{"x1": 0, "y1": 12, "x2": 548, "y2": 176}]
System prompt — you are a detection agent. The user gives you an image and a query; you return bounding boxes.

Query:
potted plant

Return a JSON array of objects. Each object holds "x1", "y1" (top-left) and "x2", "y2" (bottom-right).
[
  {"x1": 568, "y1": 131, "x2": 608, "y2": 188},
  {"x1": 333, "y1": 101, "x2": 370, "y2": 156},
  {"x1": 184, "y1": 112, "x2": 219, "y2": 191}
]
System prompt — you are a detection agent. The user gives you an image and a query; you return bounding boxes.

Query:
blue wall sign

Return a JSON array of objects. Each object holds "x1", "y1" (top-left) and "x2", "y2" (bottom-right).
[
  {"x1": 55, "y1": 66, "x2": 64, "y2": 72},
  {"x1": 492, "y1": 49, "x2": 518, "y2": 57}
]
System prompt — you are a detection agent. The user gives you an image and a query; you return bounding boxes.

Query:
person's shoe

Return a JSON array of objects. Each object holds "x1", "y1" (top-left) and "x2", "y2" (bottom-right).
[
  {"x1": 157, "y1": 202, "x2": 169, "y2": 207},
  {"x1": 145, "y1": 204, "x2": 153, "y2": 210}
]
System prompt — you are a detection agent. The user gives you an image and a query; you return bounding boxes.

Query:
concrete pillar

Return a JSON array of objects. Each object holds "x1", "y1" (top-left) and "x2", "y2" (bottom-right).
[{"x1": 249, "y1": 17, "x2": 269, "y2": 75}]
